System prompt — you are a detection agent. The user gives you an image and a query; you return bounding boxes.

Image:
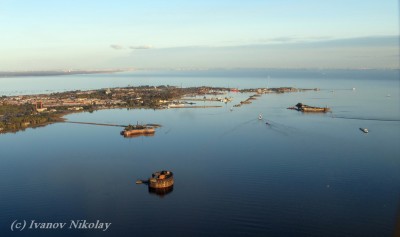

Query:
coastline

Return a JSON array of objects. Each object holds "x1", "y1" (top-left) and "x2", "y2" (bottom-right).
[{"x1": 0, "y1": 85, "x2": 315, "y2": 134}]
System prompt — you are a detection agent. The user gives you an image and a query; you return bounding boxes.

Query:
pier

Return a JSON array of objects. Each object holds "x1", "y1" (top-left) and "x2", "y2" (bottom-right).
[
  {"x1": 65, "y1": 121, "x2": 126, "y2": 127},
  {"x1": 65, "y1": 121, "x2": 161, "y2": 128}
]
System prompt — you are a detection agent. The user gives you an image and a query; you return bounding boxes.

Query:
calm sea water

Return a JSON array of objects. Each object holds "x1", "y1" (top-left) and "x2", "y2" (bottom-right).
[{"x1": 0, "y1": 70, "x2": 399, "y2": 237}]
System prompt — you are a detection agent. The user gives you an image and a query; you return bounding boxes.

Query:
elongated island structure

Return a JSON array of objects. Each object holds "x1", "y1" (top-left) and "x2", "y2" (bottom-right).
[
  {"x1": 288, "y1": 102, "x2": 331, "y2": 113},
  {"x1": 0, "y1": 85, "x2": 319, "y2": 134},
  {"x1": 122, "y1": 124, "x2": 156, "y2": 137}
]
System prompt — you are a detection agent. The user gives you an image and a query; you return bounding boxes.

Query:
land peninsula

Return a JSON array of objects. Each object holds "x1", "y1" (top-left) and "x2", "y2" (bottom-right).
[{"x1": 0, "y1": 85, "x2": 317, "y2": 134}]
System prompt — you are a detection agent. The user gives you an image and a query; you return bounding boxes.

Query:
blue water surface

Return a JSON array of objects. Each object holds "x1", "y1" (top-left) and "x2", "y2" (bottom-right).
[{"x1": 0, "y1": 69, "x2": 399, "y2": 237}]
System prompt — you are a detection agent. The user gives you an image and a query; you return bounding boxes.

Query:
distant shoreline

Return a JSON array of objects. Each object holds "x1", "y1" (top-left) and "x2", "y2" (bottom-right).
[
  {"x1": 0, "y1": 85, "x2": 308, "y2": 134},
  {"x1": 0, "y1": 69, "x2": 127, "y2": 78},
  {"x1": 1, "y1": 68, "x2": 398, "y2": 78}
]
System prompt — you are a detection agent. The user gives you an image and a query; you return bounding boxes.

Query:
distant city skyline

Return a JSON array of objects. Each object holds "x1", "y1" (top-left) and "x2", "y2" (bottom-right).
[{"x1": 0, "y1": 0, "x2": 398, "y2": 70}]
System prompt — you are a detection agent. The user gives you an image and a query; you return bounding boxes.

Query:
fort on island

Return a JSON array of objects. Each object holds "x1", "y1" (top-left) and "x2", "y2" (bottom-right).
[
  {"x1": 122, "y1": 124, "x2": 156, "y2": 137},
  {"x1": 287, "y1": 102, "x2": 331, "y2": 113},
  {"x1": 0, "y1": 85, "x2": 319, "y2": 134},
  {"x1": 136, "y1": 170, "x2": 174, "y2": 189}
]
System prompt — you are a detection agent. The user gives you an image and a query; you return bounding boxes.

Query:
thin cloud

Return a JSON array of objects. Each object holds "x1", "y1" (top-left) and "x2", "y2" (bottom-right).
[
  {"x1": 110, "y1": 44, "x2": 124, "y2": 50},
  {"x1": 264, "y1": 36, "x2": 297, "y2": 42},
  {"x1": 129, "y1": 45, "x2": 153, "y2": 50},
  {"x1": 110, "y1": 35, "x2": 399, "y2": 69},
  {"x1": 259, "y1": 36, "x2": 333, "y2": 44}
]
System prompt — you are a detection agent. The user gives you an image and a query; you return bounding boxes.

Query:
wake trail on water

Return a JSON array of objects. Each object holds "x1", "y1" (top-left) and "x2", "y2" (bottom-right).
[
  {"x1": 218, "y1": 118, "x2": 258, "y2": 138},
  {"x1": 219, "y1": 118, "x2": 297, "y2": 138},
  {"x1": 331, "y1": 116, "x2": 400, "y2": 122},
  {"x1": 264, "y1": 119, "x2": 298, "y2": 136}
]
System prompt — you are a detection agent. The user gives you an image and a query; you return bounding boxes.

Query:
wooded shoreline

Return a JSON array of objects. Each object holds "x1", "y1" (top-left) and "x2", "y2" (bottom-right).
[{"x1": 0, "y1": 85, "x2": 315, "y2": 134}]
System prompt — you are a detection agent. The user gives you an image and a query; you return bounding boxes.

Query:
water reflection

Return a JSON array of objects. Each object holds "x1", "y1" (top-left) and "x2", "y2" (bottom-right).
[
  {"x1": 394, "y1": 199, "x2": 400, "y2": 237},
  {"x1": 1, "y1": 71, "x2": 399, "y2": 237},
  {"x1": 148, "y1": 186, "x2": 174, "y2": 198},
  {"x1": 122, "y1": 133, "x2": 155, "y2": 138}
]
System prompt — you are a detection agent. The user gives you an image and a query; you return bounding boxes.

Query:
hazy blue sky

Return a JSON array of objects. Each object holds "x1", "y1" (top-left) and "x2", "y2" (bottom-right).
[{"x1": 0, "y1": 0, "x2": 398, "y2": 70}]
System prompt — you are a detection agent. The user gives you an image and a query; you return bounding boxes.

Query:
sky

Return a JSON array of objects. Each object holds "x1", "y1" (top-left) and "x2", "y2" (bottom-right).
[{"x1": 0, "y1": 0, "x2": 398, "y2": 70}]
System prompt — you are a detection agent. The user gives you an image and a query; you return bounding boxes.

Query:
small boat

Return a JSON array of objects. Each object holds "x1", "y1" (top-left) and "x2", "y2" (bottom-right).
[
  {"x1": 149, "y1": 171, "x2": 174, "y2": 189},
  {"x1": 258, "y1": 114, "x2": 263, "y2": 120},
  {"x1": 360, "y1": 128, "x2": 369, "y2": 133}
]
